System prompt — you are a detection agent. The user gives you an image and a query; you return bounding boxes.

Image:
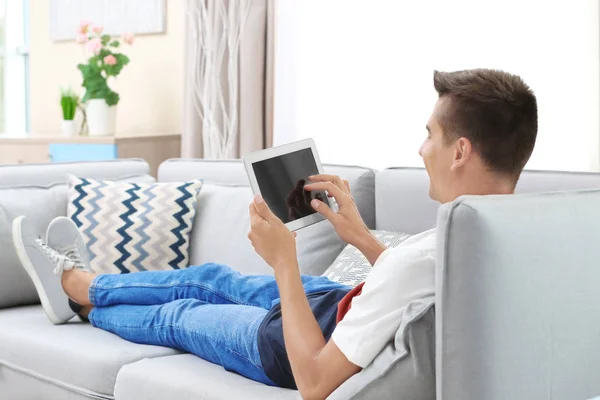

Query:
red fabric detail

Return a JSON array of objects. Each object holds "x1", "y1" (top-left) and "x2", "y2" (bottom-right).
[{"x1": 336, "y1": 282, "x2": 365, "y2": 323}]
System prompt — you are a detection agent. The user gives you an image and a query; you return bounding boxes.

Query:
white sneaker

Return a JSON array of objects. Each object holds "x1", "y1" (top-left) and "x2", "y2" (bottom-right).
[
  {"x1": 46, "y1": 216, "x2": 92, "y2": 273},
  {"x1": 12, "y1": 216, "x2": 77, "y2": 324}
]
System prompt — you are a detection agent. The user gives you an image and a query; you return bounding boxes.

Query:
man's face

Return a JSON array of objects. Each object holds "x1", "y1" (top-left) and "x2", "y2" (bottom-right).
[{"x1": 419, "y1": 98, "x2": 457, "y2": 203}]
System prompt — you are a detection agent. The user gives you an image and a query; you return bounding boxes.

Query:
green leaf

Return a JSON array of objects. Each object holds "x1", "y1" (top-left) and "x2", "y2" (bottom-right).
[
  {"x1": 105, "y1": 64, "x2": 122, "y2": 77},
  {"x1": 60, "y1": 94, "x2": 79, "y2": 120},
  {"x1": 81, "y1": 73, "x2": 109, "y2": 101},
  {"x1": 101, "y1": 34, "x2": 111, "y2": 45},
  {"x1": 104, "y1": 53, "x2": 130, "y2": 77},
  {"x1": 109, "y1": 41, "x2": 120, "y2": 47},
  {"x1": 105, "y1": 91, "x2": 120, "y2": 106},
  {"x1": 117, "y1": 54, "x2": 130, "y2": 66},
  {"x1": 98, "y1": 49, "x2": 111, "y2": 59}
]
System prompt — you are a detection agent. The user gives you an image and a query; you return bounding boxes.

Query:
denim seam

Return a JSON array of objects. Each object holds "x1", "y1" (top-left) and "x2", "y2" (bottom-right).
[
  {"x1": 88, "y1": 276, "x2": 101, "y2": 306},
  {"x1": 92, "y1": 280, "x2": 257, "y2": 307},
  {"x1": 96, "y1": 320, "x2": 263, "y2": 369}
]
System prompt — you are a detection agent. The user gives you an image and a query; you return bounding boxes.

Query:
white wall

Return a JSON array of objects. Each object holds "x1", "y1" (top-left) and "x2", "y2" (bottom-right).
[
  {"x1": 29, "y1": 0, "x2": 185, "y2": 136},
  {"x1": 275, "y1": 0, "x2": 600, "y2": 172}
]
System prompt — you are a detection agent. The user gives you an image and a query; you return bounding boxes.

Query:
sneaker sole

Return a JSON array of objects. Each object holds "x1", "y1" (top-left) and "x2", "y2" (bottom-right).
[{"x1": 12, "y1": 216, "x2": 65, "y2": 325}]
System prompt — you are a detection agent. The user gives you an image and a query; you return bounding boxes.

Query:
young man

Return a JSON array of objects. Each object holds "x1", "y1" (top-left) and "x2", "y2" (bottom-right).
[{"x1": 13, "y1": 69, "x2": 537, "y2": 400}]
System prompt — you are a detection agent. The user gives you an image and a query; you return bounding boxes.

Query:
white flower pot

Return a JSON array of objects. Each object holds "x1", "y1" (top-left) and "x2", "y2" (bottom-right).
[
  {"x1": 62, "y1": 120, "x2": 77, "y2": 137},
  {"x1": 86, "y1": 99, "x2": 117, "y2": 136}
]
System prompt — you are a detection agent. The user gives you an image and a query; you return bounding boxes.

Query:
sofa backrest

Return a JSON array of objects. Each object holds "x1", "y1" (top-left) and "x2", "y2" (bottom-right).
[
  {"x1": 0, "y1": 159, "x2": 153, "y2": 309},
  {"x1": 0, "y1": 159, "x2": 150, "y2": 188},
  {"x1": 435, "y1": 190, "x2": 600, "y2": 400},
  {"x1": 376, "y1": 167, "x2": 600, "y2": 234},
  {"x1": 158, "y1": 159, "x2": 376, "y2": 275}
]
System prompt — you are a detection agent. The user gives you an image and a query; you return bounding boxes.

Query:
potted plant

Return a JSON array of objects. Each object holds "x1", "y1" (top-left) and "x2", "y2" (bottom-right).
[
  {"x1": 60, "y1": 87, "x2": 79, "y2": 137},
  {"x1": 75, "y1": 21, "x2": 134, "y2": 136}
]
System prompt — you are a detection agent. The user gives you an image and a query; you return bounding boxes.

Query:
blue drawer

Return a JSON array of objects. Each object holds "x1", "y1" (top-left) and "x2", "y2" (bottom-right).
[{"x1": 49, "y1": 144, "x2": 117, "y2": 163}]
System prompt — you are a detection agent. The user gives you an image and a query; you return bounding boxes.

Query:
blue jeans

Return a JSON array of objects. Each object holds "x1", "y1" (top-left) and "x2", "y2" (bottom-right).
[{"x1": 87, "y1": 263, "x2": 348, "y2": 386}]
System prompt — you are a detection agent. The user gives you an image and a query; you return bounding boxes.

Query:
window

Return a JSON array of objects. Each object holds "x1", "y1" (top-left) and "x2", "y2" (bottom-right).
[
  {"x1": 1, "y1": 0, "x2": 28, "y2": 135},
  {"x1": 275, "y1": 0, "x2": 600, "y2": 172},
  {"x1": 0, "y1": 0, "x2": 5, "y2": 132}
]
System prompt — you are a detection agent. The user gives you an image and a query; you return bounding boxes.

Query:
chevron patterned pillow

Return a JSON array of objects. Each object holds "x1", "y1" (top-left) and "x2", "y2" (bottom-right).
[
  {"x1": 67, "y1": 175, "x2": 203, "y2": 274},
  {"x1": 323, "y1": 230, "x2": 411, "y2": 287}
]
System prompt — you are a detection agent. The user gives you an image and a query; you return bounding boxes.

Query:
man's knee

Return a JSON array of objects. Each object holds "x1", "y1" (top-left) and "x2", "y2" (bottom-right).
[{"x1": 159, "y1": 298, "x2": 205, "y2": 319}]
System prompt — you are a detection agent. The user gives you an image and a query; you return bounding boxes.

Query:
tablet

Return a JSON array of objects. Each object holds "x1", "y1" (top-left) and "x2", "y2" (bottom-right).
[{"x1": 243, "y1": 138, "x2": 333, "y2": 231}]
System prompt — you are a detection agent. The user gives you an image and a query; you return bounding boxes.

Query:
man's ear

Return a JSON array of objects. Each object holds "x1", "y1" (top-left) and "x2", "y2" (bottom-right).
[{"x1": 450, "y1": 137, "x2": 472, "y2": 171}]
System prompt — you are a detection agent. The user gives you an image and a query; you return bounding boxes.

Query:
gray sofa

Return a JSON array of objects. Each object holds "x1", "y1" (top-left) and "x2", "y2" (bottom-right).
[{"x1": 1, "y1": 159, "x2": 599, "y2": 400}]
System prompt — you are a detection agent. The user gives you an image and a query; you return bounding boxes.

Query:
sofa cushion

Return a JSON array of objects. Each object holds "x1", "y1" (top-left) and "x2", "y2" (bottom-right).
[
  {"x1": 0, "y1": 363, "x2": 97, "y2": 400},
  {"x1": 67, "y1": 176, "x2": 203, "y2": 273},
  {"x1": 0, "y1": 305, "x2": 179, "y2": 398},
  {"x1": 0, "y1": 184, "x2": 67, "y2": 308},
  {"x1": 114, "y1": 354, "x2": 300, "y2": 400},
  {"x1": 375, "y1": 167, "x2": 600, "y2": 234},
  {"x1": 0, "y1": 159, "x2": 150, "y2": 188},
  {"x1": 187, "y1": 183, "x2": 269, "y2": 274},
  {"x1": 323, "y1": 230, "x2": 410, "y2": 287},
  {"x1": 0, "y1": 160, "x2": 154, "y2": 309},
  {"x1": 188, "y1": 183, "x2": 347, "y2": 276},
  {"x1": 159, "y1": 160, "x2": 376, "y2": 276},
  {"x1": 158, "y1": 160, "x2": 376, "y2": 228},
  {"x1": 375, "y1": 168, "x2": 438, "y2": 234}
]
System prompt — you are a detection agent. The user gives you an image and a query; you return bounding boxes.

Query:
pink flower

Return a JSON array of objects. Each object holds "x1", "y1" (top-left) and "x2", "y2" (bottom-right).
[
  {"x1": 122, "y1": 32, "x2": 135, "y2": 45},
  {"x1": 103, "y1": 55, "x2": 117, "y2": 65},
  {"x1": 75, "y1": 33, "x2": 88, "y2": 44},
  {"x1": 91, "y1": 24, "x2": 103, "y2": 34},
  {"x1": 78, "y1": 20, "x2": 91, "y2": 34},
  {"x1": 86, "y1": 38, "x2": 102, "y2": 55}
]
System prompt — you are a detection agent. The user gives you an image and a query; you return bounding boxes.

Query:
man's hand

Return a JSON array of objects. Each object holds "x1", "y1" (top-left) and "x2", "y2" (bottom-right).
[
  {"x1": 305, "y1": 174, "x2": 386, "y2": 265},
  {"x1": 304, "y1": 174, "x2": 366, "y2": 244},
  {"x1": 248, "y1": 195, "x2": 298, "y2": 271}
]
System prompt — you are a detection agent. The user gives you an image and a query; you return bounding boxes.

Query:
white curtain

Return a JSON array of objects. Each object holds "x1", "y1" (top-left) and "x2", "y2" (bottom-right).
[{"x1": 183, "y1": 0, "x2": 274, "y2": 159}]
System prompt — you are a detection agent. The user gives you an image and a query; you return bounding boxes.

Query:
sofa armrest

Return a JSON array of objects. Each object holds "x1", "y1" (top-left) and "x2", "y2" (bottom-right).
[{"x1": 435, "y1": 191, "x2": 600, "y2": 400}]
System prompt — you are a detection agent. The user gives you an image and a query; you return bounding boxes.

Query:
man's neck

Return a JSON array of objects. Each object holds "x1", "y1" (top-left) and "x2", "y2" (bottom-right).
[{"x1": 447, "y1": 174, "x2": 515, "y2": 202}]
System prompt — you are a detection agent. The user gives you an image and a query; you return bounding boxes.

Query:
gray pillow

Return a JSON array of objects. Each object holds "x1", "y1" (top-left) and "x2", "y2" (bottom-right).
[
  {"x1": 323, "y1": 230, "x2": 410, "y2": 286},
  {"x1": 0, "y1": 183, "x2": 68, "y2": 308},
  {"x1": 0, "y1": 175, "x2": 155, "y2": 309},
  {"x1": 328, "y1": 302, "x2": 436, "y2": 400}
]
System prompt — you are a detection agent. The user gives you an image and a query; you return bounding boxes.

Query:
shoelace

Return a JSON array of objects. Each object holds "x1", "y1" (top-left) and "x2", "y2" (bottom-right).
[
  {"x1": 59, "y1": 244, "x2": 86, "y2": 270},
  {"x1": 34, "y1": 238, "x2": 74, "y2": 275}
]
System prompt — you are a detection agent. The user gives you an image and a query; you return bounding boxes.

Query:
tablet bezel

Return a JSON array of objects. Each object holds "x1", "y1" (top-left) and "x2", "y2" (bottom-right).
[{"x1": 243, "y1": 138, "x2": 328, "y2": 231}]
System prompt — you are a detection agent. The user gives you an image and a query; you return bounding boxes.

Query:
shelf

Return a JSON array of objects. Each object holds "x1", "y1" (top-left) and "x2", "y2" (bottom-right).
[{"x1": 0, "y1": 132, "x2": 181, "y2": 145}]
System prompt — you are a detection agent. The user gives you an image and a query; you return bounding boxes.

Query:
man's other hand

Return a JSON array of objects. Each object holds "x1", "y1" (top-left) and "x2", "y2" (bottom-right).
[{"x1": 248, "y1": 195, "x2": 298, "y2": 271}]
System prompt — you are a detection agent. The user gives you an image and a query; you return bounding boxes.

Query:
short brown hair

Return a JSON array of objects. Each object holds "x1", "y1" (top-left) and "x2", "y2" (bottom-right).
[{"x1": 433, "y1": 69, "x2": 538, "y2": 179}]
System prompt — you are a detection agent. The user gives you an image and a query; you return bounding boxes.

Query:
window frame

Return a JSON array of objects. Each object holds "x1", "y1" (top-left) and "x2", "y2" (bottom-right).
[{"x1": 1, "y1": 0, "x2": 29, "y2": 135}]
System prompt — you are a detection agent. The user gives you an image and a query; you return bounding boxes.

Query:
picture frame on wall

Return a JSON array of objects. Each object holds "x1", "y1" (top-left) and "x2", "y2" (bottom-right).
[{"x1": 49, "y1": 0, "x2": 166, "y2": 41}]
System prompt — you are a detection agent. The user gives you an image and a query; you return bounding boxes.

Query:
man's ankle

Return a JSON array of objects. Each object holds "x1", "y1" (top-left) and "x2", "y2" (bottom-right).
[
  {"x1": 61, "y1": 269, "x2": 93, "y2": 306},
  {"x1": 61, "y1": 268, "x2": 76, "y2": 297}
]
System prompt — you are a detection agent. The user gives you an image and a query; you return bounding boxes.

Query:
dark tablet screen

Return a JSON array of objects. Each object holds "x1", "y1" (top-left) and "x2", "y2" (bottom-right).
[{"x1": 252, "y1": 148, "x2": 329, "y2": 223}]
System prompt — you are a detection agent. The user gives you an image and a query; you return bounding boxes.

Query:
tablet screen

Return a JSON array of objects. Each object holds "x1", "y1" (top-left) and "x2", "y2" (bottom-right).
[{"x1": 252, "y1": 148, "x2": 330, "y2": 223}]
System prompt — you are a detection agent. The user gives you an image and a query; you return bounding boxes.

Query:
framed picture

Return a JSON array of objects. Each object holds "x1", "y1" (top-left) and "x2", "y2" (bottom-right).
[{"x1": 50, "y1": 0, "x2": 166, "y2": 41}]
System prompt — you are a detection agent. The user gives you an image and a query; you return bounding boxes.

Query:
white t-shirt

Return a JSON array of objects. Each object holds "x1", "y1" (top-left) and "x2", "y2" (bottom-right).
[{"x1": 331, "y1": 229, "x2": 436, "y2": 368}]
